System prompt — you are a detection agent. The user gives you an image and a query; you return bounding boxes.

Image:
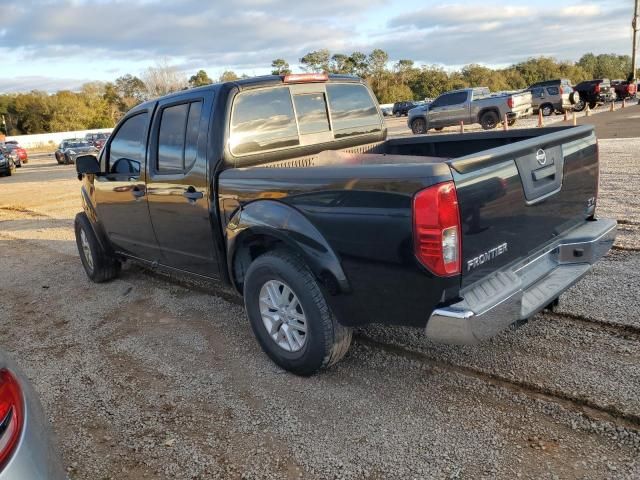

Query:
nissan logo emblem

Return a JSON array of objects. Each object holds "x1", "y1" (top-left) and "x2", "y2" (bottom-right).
[{"x1": 536, "y1": 149, "x2": 547, "y2": 166}]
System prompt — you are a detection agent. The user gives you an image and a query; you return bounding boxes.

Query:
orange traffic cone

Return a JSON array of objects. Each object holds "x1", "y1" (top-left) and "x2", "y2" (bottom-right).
[
  {"x1": 585, "y1": 104, "x2": 591, "y2": 117},
  {"x1": 503, "y1": 113, "x2": 509, "y2": 131},
  {"x1": 622, "y1": 98, "x2": 626, "y2": 109},
  {"x1": 610, "y1": 101, "x2": 614, "y2": 112},
  {"x1": 537, "y1": 109, "x2": 544, "y2": 127},
  {"x1": 564, "y1": 110, "x2": 568, "y2": 121},
  {"x1": 460, "y1": 121, "x2": 464, "y2": 134},
  {"x1": 573, "y1": 111, "x2": 577, "y2": 126}
]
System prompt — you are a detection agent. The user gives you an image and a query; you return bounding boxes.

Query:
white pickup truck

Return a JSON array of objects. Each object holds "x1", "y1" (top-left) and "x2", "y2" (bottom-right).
[{"x1": 408, "y1": 87, "x2": 532, "y2": 134}]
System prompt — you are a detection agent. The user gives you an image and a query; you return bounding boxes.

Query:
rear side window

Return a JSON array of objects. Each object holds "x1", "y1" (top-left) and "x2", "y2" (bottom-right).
[
  {"x1": 230, "y1": 87, "x2": 299, "y2": 155},
  {"x1": 326, "y1": 84, "x2": 380, "y2": 139},
  {"x1": 157, "y1": 101, "x2": 202, "y2": 172},
  {"x1": 108, "y1": 113, "x2": 148, "y2": 175},
  {"x1": 546, "y1": 87, "x2": 559, "y2": 95}
]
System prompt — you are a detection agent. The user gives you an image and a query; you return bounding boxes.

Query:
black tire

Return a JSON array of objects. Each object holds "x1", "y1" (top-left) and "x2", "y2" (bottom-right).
[
  {"x1": 540, "y1": 103, "x2": 554, "y2": 117},
  {"x1": 573, "y1": 100, "x2": 586, "y2": 112},
  {"x1": 411, "y1": 118, "x2": 427, "y2": 135},
  {"x1": 480, "y1": 111, "x2": 499, "y2": 130},
  {"x1": 244, "y1": 250, "x2": 352, "y2": 376},
  {"x1": 508, "y1": 118, "x2": 517, "y2": 126},
  {"x1": 434, "y1": 127, "x2": 444, "y2": 132},
  {"x1": 588, "y1": 101, "x2": 597, "y2": 110},
  {"x1": 74, "y1": 212, "x2": 120, "y2": 283},
  {"x1": 55, "y1": 153, "x2": 63, "y2": 164},
  {"x1": 64, "y1": 153, "x2": 70, "y2": 165}
]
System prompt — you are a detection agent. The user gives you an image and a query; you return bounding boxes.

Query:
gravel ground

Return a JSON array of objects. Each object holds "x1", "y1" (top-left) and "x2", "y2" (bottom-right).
[{"x1": 0, "y1": 128, "x2": 639, "y2": 479}]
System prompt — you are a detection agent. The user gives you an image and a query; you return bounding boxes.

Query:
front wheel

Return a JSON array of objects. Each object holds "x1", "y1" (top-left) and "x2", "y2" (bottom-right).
[
  {"x1": 74, "y1": 212, "x2": 120, "y2": 283},
  {"x1": 480, "y1": 111, "x2": 499, "y2": 130},
  {"x1": 411, "y1": 118, "x2": 427, "y2": 135},
  {"x1": 244, "y1": 250, "x2": 352, "y2": 376}
]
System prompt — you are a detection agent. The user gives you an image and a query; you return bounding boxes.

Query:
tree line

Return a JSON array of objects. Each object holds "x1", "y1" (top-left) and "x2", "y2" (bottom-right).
[{"x1": 0, "y1": 52, "x2": 632, "y2": 135}]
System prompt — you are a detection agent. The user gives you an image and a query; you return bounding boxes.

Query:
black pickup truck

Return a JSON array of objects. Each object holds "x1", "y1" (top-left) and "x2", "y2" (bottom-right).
[{"x1": 74, "y1": 74, "x2": 616, "y2": 375}]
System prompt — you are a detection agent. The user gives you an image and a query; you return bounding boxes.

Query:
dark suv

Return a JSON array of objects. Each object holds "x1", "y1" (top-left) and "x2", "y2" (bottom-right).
[
  {"x1": 572, "y1": 79, "x2": 615, "y2": 111},
  {"x1": 392, "y1": 101, "x2": 419, "y2": 116}
]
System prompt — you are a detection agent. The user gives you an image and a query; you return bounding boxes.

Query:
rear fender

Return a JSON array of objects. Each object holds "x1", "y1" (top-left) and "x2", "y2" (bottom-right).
[{"x1": 226, "y1": 200, "x2": 349, "y2": 295}]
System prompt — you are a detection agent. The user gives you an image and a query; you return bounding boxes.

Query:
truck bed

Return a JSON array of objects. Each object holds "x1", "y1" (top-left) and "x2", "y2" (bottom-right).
[{"x1": 219, "y1": 125, "x2": 600, "y2": 327}]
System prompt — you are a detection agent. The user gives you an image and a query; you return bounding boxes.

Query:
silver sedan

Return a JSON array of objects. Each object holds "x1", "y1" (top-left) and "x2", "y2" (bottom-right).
[{"x1": 0, "y1": 352, "x2": 64, "y2": 479}]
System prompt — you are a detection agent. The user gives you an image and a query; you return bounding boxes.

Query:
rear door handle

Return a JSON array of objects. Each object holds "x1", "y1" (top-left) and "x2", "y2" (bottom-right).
[
  {"x1": 131, "y1": 186, "x2": 146, "y2": 199},
  {"x1": 183, "y1": 187, "x2": 204, "y2": 202}
]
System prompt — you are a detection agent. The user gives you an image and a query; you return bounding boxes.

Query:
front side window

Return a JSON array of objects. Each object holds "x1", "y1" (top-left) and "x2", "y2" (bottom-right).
[
  {"x1": 108, "y1": 113, "x2": 148, "y2": 175},
  {"x1": 230, "y1": 87, "x2": 299, "y2": 155},
  {"x1": 326, "y1": 84, "x2": 380, "y2": 139}
]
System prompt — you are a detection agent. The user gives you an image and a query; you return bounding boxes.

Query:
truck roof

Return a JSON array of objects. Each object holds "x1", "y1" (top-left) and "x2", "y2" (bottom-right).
[{"x1": 130, "y1": 74, "x2": 365, "y2": 114}]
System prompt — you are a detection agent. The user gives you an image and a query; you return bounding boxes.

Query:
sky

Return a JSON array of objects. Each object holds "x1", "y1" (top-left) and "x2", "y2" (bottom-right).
[{"x1": 0, "y1": 0, "x2": 635, "y2": 93}]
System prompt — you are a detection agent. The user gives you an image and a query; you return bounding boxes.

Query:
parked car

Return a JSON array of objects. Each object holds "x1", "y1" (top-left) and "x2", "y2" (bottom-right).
[
  {"x1": 572, "y1": 79, "x2": 615, "y2": 111},
  {"x1": 55, "y1": 139, "x2": 98, "y2": 165},
  {"x1": 84, "y1": 132, "x2": 110, "y2": 147},
  {"x1": 0, "y1": 351, "x2": 64, "y2": 478},
  {"x1": 408, "y1": 87, "x2": 532, "y2": 133},
  {"x1": 527, "y1": 79, "x2": 578, "y2": 116},
  {"x1": 2, "y1": 144, "x2": 27, "y2": 164},
  {"x1": 0, "y1": 150, "x2": 16, "y2": 176},
  {"x1": 93, "y1": 133, "x2": 110, "y2": 150},
  {"x1": 0, "y1": 146, "x2": 20, "y2": 168},
  {"x1": 392, "y1": 101, "x2": 421, "y2": 116},
  {"x1": 74, "y1": 74, "x2": 615, "y2": 376},
  {"x1": 611, "y1": 79, "x2": 637, "y2": 100}
]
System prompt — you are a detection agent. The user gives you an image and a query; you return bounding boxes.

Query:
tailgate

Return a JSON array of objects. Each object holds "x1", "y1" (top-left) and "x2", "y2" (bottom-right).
[
  {"x1": 449, "y1": 126, "x2": 598, "y2": 287},
  {"x1": 510, "y1": 92, "x2": 532, "y2": 111}
]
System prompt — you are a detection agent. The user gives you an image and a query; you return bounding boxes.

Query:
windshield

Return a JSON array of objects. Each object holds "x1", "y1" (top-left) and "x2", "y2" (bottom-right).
[{"x1": 67, "y1": 142, "x2": 90, "y2": 148}]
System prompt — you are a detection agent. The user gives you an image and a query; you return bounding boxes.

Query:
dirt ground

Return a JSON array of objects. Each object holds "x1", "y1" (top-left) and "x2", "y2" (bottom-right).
[{"x1": 0, "y1": 114, "x2": 639, "y2": 479}]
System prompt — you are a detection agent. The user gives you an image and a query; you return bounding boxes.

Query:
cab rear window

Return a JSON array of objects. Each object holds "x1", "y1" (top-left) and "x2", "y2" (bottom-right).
[
  {"x1": 229, "y1": 82, "x2": 381, "y2": 157},
  {"x1": 326, "y1": 84, "x2": 381, "y2": 139},
  {"x1": 230, "y1": 87, "x2": 299, "y2": 156}
]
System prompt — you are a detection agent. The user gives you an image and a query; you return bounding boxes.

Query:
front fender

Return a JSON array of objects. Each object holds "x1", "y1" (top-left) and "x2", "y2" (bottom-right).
[{"x1": 226, "y1": 200, "x2": 350, "y2": 294}]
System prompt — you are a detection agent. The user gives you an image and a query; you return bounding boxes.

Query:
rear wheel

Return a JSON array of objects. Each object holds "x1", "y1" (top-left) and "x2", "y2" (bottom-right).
[
  {"x1": 541, "y1": 103, "x2": 554, "y2": 117},
  {"x1": 508, "y1": 118, "x2": 517, "y2": 126},
  {"x1": 74, "y1": 212, "x2": 120, "y2": 283},
  {"x1": 573, "y1": 100, "x2": 586, "y2": 112},
  {"x1": 411, "y1": 118, "x2": 427, "y2": 135},
  {"x1": 244, "y1": 250, "x2": 352, "y2": 376},
  {"x1": 480, "y1": 111, "x2": 499, "y2": 130}
]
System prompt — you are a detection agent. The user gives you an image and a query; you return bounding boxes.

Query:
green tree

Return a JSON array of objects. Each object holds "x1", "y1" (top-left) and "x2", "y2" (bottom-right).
[
  {"x1": 300, "y1": 49, "x2": 331, "y2": 73},
  {"x1": 271, "y1": 59, "x2": 291, "y2": 75},
  {"x1": 219, "y1": 71, "x2": 240, "y2": 82},
  {"x1": 189, "y1": 70, "x2": 213, "y2": 87}
]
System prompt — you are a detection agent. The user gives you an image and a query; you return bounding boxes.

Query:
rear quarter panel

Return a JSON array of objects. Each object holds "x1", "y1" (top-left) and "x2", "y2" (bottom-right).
[{"x1": 218, "y1": 163, "x2": 460, "y2": 327}]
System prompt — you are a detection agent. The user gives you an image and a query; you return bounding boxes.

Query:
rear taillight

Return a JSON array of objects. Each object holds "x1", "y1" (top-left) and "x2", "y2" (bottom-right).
[
  {"x1": 0, "y1": 370, "x2": 23, "y2": 469},
  {"x1": 507, "y1": 96, "x2": 514, "y2": 109},
  {"x1": 559, "y1": 86, "x2": 564, "y2": 94},
  {"x1": 413, "y1": 181, "x2": 461, "y2": 276},
  {"x1": 595, "y1": 83, "x2": 601, "y2": 94}
]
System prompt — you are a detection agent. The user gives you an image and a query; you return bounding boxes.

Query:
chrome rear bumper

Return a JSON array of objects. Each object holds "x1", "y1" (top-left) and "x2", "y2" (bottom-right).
[{"x1": 425, "y1": 218, "x2": 617, "y2": 344}]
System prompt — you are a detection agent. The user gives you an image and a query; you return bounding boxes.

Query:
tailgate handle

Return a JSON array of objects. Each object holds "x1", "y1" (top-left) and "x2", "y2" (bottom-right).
[{"x1": 532, "y1": 165, "x2": 556, "y2": 182}]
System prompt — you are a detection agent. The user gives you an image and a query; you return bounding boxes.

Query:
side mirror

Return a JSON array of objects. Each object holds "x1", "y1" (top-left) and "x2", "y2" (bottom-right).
[{"x1": 76, "y1": 154, "x2": 101, "y2": 176}]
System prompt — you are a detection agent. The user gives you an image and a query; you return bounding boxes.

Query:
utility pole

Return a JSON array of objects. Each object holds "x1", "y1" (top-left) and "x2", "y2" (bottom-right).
[{"x1": 633, "y1": 0, "x2": 639, "y2": 80}]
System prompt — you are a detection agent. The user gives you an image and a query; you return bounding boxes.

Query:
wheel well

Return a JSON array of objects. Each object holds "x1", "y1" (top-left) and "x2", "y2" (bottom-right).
[
  {"x1": 479, "y1": 108, "x2": 499, "y2": 120},
  {"x1": 232, "y1": 233, "x2": 342, "y2": 296}
]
